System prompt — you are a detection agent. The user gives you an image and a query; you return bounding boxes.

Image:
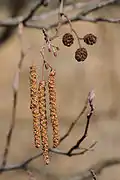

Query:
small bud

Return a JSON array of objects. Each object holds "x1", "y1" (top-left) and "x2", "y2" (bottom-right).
[
  {"x1": 53, "y1": 52, "x2": 57, "y2": 57},
  {"x1": 18, "y1": 23, "x2": 23, "y2": 36}
]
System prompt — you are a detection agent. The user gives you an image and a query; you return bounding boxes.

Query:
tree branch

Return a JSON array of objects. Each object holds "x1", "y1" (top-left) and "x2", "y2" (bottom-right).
[
  {"x1": 67, "y1": 90, "x2": 95, "y2": 156},
  {"x1": 0, "y1": 0, "x2": 118, "y2": 29},
  {"x1": 60, "y1": 98, "x2": 88, "y2": 143},
  {"x1": 79, "y1": 0, "x2": 116, "y2": 16},
  {"x1": 0, "y1": 1, "x2": 119, "y2": 179},
  {"x1": 0, "y1": 24, "x2": 30, "y2": 171},
  {"x1": 0, "y1": 0, "x2": 46, "y2": 27},
  {"x1": 0, "y1": 90, "x2": 95, "y2": 173},
  {"x1": 1, "y1": 156, "x2": 120, "y2": 180}
]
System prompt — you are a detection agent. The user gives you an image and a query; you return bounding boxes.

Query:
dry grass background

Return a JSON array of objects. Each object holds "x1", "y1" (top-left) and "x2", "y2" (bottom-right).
[{"x1": 0, "y1": 3, "x2": 120, "y2": 180}]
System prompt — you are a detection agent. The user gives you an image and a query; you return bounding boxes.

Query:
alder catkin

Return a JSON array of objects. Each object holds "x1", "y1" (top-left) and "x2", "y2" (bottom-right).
[
  {"x1": 29, "y1": 65, "x2": 40, "y2": 148},
  {"x1": 38, "y1": 80, "x2": 49, "y2": 165},
  {"x1": 48, "y1": 70, "x2": 60, "y2": 148}
]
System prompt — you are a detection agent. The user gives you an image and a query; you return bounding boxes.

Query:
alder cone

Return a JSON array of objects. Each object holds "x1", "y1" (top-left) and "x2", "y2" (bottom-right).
[
  {"x1": 75, "y1": 48, "x2": 88, "y2": 62},
  {"x1": 62, "y1": 33, "x2": 74, "y2": 47},
  {"x1": 83, "y1": 33, "x2": 97, "y2": 45}
]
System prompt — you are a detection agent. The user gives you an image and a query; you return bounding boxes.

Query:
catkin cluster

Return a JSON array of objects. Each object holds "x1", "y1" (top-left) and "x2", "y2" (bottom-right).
[
  {"x1": 29, "y1": 65, "x2": 41, "y2": 148},
  {"x1": 29, "y1": 65, "x2": 60, "y2": 164},
  {"x1": 38, "y1": 80, "x2": 49, "y2": 165},
  {"x1": 48, "y1": 70, "x2": 60, "y2": 148}
]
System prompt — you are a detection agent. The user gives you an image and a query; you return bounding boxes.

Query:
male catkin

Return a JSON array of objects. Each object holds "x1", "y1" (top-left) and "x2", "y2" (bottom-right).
[
  {"x1": 48, "y1": 70, "x2": 60, "y2": 148},
  {"x1": 29, "y1": 65, "x2": 40, "y2": 148},
  {"x1": 38, "y1": 80, "x2": 49, "y2": 165}
]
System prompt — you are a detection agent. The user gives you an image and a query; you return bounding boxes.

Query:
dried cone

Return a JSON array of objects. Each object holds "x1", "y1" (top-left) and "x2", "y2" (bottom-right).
[
  {"x1": 48, "y1": 70, "x2": 60, "y2": 148},
  {"x1": 75, "y1": 47, "x2": 88, "y2": 62},
  {"x1": 38, "y1": 80, "x2": 49, "y2": 165},
  {"x1": 62, "y1": 33, "x2": 74, "y2": 47},
  {"x1": 83, "y1": 33, "x2": 97, "y2": 45},
  {"x1": 29, "y1": 65, "x2": 40, "y2": 148}
]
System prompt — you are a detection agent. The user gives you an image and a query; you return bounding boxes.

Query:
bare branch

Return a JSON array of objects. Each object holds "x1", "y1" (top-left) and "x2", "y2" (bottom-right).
[
  {"x1": 67, "y1": 90, "x2": 95, "y2": 156},
  {"x1": 0, "y1": 90, "x2": 95, "y2": 173},
  {"x1": 89, "y1": 169, "x2": 97, "y2": 180},
  {"x1": 22, "y1": 0, "x2": 47, "y2": 24},
  {"x1": 0, "y1": 24, "x2": 30, "y2": 172},
  {"x1": 0, "y1": 1, "x2": 118, "y2": 179},
  {"x1": 0, "y1": 0, "x2": 118, "y2": 30},
  {"x1": 60, "y1": 98, "x2": 88, "y2": 143},
  {"x1": 24, "y1": 167, "x2": 37, "y2": 180},
  {"x1": 69, "y1": 16, "x2": 120, "y2": 24},
  {"x1": 79, "y1": 0, "x2": 116, "y2": 16},
  {"x1": 1, "y1": 156, "x2": 120, "y2": 180},
  {"x1": 79, "y1": 158, "x2": 120, "y2": 180},
  {"x1": 0, "y1": 0, "x2": 46, "y2": 27}
]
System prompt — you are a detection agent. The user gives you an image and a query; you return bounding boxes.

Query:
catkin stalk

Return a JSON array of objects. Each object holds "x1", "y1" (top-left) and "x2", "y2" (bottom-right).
[
  {"x1": 29, "y1": 65, "x2": 40, "y2": 148},
  {"x1": 38, "y1": 80, "x2": 49, "y2": 165},
  {"x1": 48, "y1": 70, "x2": 60, "y2": 148}
]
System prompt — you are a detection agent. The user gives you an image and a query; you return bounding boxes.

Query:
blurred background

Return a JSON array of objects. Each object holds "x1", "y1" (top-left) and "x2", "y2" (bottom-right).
[{"x1": 0, "y1": 0, "x2": 120, "y2": 179}]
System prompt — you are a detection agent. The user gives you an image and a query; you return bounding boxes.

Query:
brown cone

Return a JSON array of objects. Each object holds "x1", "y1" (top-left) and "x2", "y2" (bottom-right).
[
  {"x1": 83, "y1": 33, "x2": 97, "y2": 45},
  {"x1": 62, "y1": 33, "x2": 74, "y2": 47},
  {"x1": 75, "y1": 48, "x2": 88, "y2": 62}
]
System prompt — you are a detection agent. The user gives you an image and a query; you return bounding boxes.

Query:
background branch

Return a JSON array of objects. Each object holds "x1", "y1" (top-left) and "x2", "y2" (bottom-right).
[
  {"x1": 0, "y1": 0, "x2": 118, "y2": 30},
  {"x1": 0, "y1": 24, "x2": 30, "y2": 171}
]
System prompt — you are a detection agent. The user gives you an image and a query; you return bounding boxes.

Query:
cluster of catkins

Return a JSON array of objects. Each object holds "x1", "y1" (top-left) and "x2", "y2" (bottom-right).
[
  {"x1": 29, "y1": 65, "x2": 60, "y2": 165},
  {"x1": 62, "y1": 33, "x2": 97, "y2": 62}
]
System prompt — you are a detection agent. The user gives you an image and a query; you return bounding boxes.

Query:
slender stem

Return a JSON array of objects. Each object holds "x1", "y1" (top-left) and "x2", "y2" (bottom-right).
[{"x1": 61, "y1": 13, "x2": 81, "y2": 48}]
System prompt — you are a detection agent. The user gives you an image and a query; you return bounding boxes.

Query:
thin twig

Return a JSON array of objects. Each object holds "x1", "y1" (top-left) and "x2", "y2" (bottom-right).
[
  {"x1": 60, "y1": 98, "x2": 88, "y2": 143},
  {"x1": 80, "y1": 0, "x2": 116, "y2": 16},
  {"x1": 23, "y1": 0, "x2": 46, "y2": 24},
  {"x1": 24, "y1": 167, "x2": 37, "y2": 180},
  {"x1": 0, "y1": 0, "x2": 118, "y2": 30},
  {"x1": 1, "y1": 156, "x2": 120, "y2": 179},
  {"x1": 0, "y1": 24, "x2": 29, "y2": 171},
  {"x1": 0, "y1": 90, "x2": 17, "y2": 170},
  {"x1": 67, "y1": 90, "x2": 95, "y2": 156},
  {"x1": 90, "y1": 169, "x2": 97, "y2": 180},
  {"x1": 0, "y1": 0, "x2": 46, "y2": 27}
]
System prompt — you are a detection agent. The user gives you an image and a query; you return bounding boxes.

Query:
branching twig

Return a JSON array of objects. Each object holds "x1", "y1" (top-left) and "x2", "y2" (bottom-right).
[
  {"x1": 67, "y1": 90, "x2": 95, "y2": 156},
  {"x1": 24, "y1": 167, "x2": 37, "y2": 180},
  {"x1": 0, "y1": 1, "x2": 119, "y2": 179},
  {"x1": 0, "y1": 0, "x2": 46, "y2": 27},
  {"x1": 79, "y1": 0, "x2": 116, "y2": 16},
  {"x1": 90, "y1": 169, "x2": 97, "y2": 180},
  {"x1": 0, "y1": 0, "x2": 118, "y2": 30},
  {"x1": 0, "y1": 24, "x2": 29, "y2": 172},
  {"x1": 0, "y1": 90, "x2": 95, "y2": 173},
  {"x1": 60, "y1": 98, "x2": 88, "y2": 143},
  {"x1": 1, "y1": 156, "x2": 120, "y2": 180}
]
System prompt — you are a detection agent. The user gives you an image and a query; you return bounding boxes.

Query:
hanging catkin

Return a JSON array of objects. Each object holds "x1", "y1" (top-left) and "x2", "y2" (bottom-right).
[
  {"x1": 29, "y1": 65, "x2": 40, "y2": 148},
  {"x1": 38, "y1": 80, "x2": 49, "y2": 165},
  {"x1": 48, "y1": 70, "x2": 60, "y2": 148}
]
